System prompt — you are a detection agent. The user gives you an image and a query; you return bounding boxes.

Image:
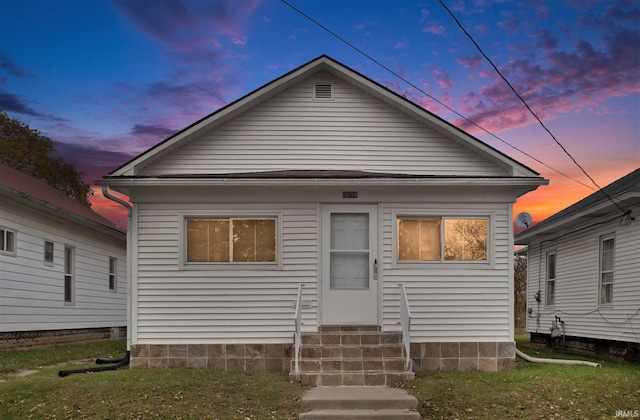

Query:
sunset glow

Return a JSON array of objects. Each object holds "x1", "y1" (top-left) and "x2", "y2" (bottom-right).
[{"x1": 1, "y1": 1, "x2": 637, "y2": 229}]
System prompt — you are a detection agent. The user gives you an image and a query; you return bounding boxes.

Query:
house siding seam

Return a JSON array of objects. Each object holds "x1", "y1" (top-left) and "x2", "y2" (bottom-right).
[{"x1": 141, "y1": 72, "x2": 508, "y2": 177}]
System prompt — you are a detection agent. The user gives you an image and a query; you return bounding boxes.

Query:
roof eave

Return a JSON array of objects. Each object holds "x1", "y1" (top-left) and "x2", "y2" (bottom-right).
[
  {"x1": 0, "y1": 185, "x2": 126, "y2": 240},
  {"x1": 514, "y1": 190, "x2": 639, "y2": 244}
]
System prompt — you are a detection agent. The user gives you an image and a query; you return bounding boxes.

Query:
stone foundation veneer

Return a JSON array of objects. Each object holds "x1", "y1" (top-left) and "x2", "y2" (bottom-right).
[
  {"x1": 410, "y1": 341, "x2": 516, "y2": 371},
  {"x1": 130, "y1": 341, "x2": 515, "y2": 372},
  {"x1": 130, "y1": 343, "x2": 293, "y2": 371}
]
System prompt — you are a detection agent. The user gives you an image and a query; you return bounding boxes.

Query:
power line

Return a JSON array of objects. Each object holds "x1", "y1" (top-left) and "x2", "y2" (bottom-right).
[
  {"x1": 438, "y1": 0, "x2": 630, "y2": 217},
  {"x1": 279, "y1": 0, "x2": 594, "y2": 190}
]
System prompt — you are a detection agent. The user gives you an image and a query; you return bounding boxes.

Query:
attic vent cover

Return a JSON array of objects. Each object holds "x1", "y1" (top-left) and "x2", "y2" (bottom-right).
[{"x1": 314, "y1": 83, "x2": 333, "y2": 100}]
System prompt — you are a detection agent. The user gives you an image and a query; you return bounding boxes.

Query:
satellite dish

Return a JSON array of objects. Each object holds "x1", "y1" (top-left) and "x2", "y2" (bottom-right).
[{"x1": 516, "y1": 212, "x2": 533, "y2": 228}]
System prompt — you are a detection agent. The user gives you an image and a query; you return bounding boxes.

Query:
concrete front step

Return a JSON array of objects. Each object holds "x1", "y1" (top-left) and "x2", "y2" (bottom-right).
[
  {"x1": 292, "y1": 327, "x2": 414, "y2": 386},
  {"x1": 300, "y1": 408, "x2": 421, "y2": 419},
  {"x1": 295, "y1": 370, "x2": 414, "y2": 387},
  {"x1": 300, "y1": 386, "x2": 420, "y2": 420}
]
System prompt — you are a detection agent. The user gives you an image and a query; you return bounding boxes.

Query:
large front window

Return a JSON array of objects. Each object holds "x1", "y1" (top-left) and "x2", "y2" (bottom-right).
[
  {"x1": 397, "y1": 217, "x2": 488, "y2": 262},
  {"x1": 186, "y1": 218, "x2": 277, "y2": 263}
]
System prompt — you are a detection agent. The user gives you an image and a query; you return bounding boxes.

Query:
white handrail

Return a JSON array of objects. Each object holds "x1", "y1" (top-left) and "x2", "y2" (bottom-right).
[
  {"x1": 399, "y1": 283, "x2": 412, "y2": 371},
  {"x1": 293, "y1": 283, "x2": 304, "y2": 378}
]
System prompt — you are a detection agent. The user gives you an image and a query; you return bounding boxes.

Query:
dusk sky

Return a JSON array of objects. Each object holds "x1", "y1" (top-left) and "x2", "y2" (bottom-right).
[{"x1": 1, "y1": 0, "x2": 638, "y2": 228}]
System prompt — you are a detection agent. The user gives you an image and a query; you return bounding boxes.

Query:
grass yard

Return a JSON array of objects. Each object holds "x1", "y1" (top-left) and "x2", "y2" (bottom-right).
[{"x1": 1, "y1": 337, "x2": 638, "y2": 419}]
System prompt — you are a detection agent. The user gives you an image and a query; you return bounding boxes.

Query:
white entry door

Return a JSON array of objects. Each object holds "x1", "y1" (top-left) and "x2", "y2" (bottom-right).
[{"x1": 321, "y1": 204, "x2": 378, "y2": 325}]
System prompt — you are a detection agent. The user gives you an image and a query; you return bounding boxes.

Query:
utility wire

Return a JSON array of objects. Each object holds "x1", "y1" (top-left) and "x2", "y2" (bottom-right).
[
  {"x1": 280, "y1": 0, "x2": 594, "y2": 190},
  {"x1": 438, "y1": 0, "x2": 630, "y2": 217}
]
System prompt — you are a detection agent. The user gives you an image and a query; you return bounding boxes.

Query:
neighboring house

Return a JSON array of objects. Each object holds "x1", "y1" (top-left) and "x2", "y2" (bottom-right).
[
  {"x1": 515, "y1": 168, "x2": 640, "y2": 361},
  {"x1": 98, "y1": 55, "x2": 547, "y2": 384},
  {"x1": 0, "y1": 163, "x2": 127, "y2": 349}
]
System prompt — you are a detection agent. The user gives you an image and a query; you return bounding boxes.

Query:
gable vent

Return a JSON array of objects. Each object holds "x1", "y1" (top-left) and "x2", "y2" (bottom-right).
[{"x1": 314, "y1": 83, "x2": 333, "y2": 100}]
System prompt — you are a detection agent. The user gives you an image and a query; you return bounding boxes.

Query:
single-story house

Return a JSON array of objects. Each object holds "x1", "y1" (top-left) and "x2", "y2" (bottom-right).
[
  {"x1": 98, "y1": 55, "x2": 547, "y2": 384},
  {"x1": 0, "y1": 163, "x2": 127, "y2": 349},
  {"x1": 515, "y1": 168, "x2": 639, "y2": 361}
]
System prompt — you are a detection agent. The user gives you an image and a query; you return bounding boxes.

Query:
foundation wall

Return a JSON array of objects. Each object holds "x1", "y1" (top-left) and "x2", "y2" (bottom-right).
[
  {"x1": 129, "y1": 341, "x2": 516, "y2": 372},
  {"x1": 410, "y1": 341, "x2": 516, "y2": 371},
  {"x1": 0, "y1": 327, "x2": 126, "y2": 350},
  {"x1": 530, "y1": 333, "x2": 640, "y2": 363},
  {"x1": 130, "y1": 343, "x2": 293, "y2": 371}
]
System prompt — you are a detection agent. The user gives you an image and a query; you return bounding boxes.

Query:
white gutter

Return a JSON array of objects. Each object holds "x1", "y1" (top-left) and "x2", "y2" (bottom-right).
[
  {"x1": 99, "y1": 177, "x2": 548, "y2": 188},
  {"x1": 101, "y1": 186, "x2": 133, "y2": 353}
]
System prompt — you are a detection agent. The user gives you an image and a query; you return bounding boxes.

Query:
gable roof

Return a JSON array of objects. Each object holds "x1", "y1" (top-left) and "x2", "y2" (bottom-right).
[
  {"x1": 515, "y1": 167, "x2": 640, "y2": 244},
  {"x1": 0, "y1": 163, "x2": 124, "y2": 239},
  {"x1": 106, "y1": 55, "x2": 541, "y2": 180}
]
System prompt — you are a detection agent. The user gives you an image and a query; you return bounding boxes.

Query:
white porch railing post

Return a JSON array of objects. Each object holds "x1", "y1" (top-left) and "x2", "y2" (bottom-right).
[
  {"x1": 293, "y1": 283, "x2": 304, "y2": 378},
  {"x1": 398, "y1": 283, "x2": 412, "y2": 371}
]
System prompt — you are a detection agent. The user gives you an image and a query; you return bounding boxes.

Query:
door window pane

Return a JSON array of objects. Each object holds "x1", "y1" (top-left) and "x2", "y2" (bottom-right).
[{"x1": 330, "y1": 213, "x2": 369, "y2": 289}]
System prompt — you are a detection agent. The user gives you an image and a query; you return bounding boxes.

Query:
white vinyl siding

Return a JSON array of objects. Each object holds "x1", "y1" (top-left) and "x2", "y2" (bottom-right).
[
  {"x1": 0, "y1": 200, "x2": 127, "y2": 332},
  {"x1": 131, "y1": 189, "x2": 514, "y2": 344},
  {"x1": 526, "y1": 217, "x2": 639, "y2": 343},
  {"x1": 382, "y1": 203, "x2": 509, "y2": 342},
  {"x1": 133, "y1": 202, "x2": 318, "y2": 343},
  {"x1": 142, "y1": 72, "x2": 508, "y2": 177}
]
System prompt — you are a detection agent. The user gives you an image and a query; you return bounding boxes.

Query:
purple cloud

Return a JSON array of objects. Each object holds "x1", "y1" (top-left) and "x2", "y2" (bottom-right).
[
  {"x1": 131, "y1": 123, "x2": 176, "y2": 138},
  {"x1": 112, "y1": 0, "x2": 261, "y2": 50},
  {"x1": 0, "y1": 91, "x2": 67, "y2": 121},
  {"x1": 54, "y1": 141, "x2": 135, "y2": 183},
  {"x1": 452, "y1": 3, "x2": 640, "y2": 133},
  {"x1": 0, "y1": 52, "x2": 34, "y2": 78}
]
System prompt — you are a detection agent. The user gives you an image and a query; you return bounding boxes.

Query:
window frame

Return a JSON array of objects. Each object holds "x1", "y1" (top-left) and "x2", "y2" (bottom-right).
[
  {"x1": 109, "y1": 257, "x2": 117, "y2": 292},
  {"x1": 180, "y1": 212, "x2": 282, "y2": 270},
  {"x1": 545, "y1": 250, "x2": 557, "y2": 307},
  {"x1": 64, "y1": 245, "x2": 75, "y2": 304},
  {"x1": 44, "y1": 240, "x2": 54, "y2": 265},
  {"x1": 0, "y1": 226, "x2": 17, "y2": 256},
  {"x1": 393, "y1": 213, "x2": 492, "y2": 266},
  {"x1": 598, "y1": 234, "x2": 615, "y2": 306}
]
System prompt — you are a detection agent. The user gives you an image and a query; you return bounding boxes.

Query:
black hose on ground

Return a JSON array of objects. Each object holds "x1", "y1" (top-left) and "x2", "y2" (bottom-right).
[{"x1": 58, "y1": 351, "x2": 130, "y2": 377}]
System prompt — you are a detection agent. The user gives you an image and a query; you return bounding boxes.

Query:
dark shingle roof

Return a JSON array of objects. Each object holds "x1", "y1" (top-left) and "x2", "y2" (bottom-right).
[
  {"x1": 518, "y1": 167, "x2": 640, "y2": 236},
  {"x1": 0, "y1": 163, "x2": 122, "y2": 233}
]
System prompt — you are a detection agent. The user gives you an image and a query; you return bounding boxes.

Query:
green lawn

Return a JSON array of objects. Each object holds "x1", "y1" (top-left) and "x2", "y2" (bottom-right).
[{"x1": 1, "y1": 338, "x2": 638, "y2": 419}]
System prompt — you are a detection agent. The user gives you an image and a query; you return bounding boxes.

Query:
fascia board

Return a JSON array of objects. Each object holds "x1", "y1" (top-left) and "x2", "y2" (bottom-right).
[{"x1": 97, "y1": 176, "x2": 547, "y2": 188}]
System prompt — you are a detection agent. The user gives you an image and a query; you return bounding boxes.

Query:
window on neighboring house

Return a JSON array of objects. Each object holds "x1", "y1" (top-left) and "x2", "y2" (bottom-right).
[
  {"x1": 599, "y1": 234, "x2": 615, "y2": 305},
  {"x1": 546, "y1": 251, "x2": 556, "y2": 306},
  {"x1": 397, "y1": 217, "x2": 488, "y2": 262},
  {"x1": 44, "y1": 240, "x2": 54, "y2": 264},
  {"x1": 109, "y1": 257, "x2": 117, "y2": 291},
  {"x1": 0, "y1": 227, "x2": 16, "y2": 255},
  {"x1": 186, "y1": 218, "x2": 277, "y2": 263},
  {"x1": 64, "y1": 246, "x2": 74, "y2": 303}
]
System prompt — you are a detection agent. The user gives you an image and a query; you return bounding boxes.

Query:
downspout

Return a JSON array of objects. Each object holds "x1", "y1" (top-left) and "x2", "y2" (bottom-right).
[
  {"x1": 57, "y1": 186, "x2": 133, "y2": 377},
  {"x1": 101, "y1": 186, "x2": 133, "y2": 355},
  {"x1": 515, "y1": 348, "x2": 600, "y2": 367}
]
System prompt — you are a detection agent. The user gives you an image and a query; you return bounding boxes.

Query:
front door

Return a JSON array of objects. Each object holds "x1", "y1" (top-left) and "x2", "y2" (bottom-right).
[{"x1": 321, "y1": 204, "x2": 378, "y2": 325}]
